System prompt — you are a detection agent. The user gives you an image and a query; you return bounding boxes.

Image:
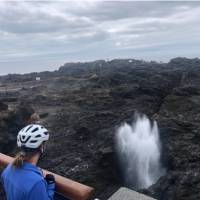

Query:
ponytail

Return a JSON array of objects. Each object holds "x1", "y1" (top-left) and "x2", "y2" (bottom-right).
[
  {"x1": 12, "y1": 148, "x2": 40, "y2": 168},
  {"x1": 12, "y1": 151, "x2": 26, "y2": 168}
]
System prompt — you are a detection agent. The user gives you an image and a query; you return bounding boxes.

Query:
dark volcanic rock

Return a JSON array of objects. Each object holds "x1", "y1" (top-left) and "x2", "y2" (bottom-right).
[
  {"x1": 0, "y1": 102, "x2": 8, "y2": 111},
  {"x1": 0, "y1": 57, "x2": 200, "y2": 200},
  {"x1": 0, "y1": 102, "x2": 34, "y2": 154}
]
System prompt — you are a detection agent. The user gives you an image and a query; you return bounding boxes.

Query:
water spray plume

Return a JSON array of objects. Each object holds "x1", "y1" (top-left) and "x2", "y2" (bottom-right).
[{"x1": 116, "y1": 114, "x2": 165, "y2": 189}]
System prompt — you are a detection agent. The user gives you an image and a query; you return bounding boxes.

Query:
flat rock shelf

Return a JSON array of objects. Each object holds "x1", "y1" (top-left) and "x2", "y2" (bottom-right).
[{"x1": 108, "y1": 187, "x2": 157, "y2": 200}]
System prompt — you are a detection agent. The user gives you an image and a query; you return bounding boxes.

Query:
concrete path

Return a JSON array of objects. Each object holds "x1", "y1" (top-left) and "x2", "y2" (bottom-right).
[{"x1": 108, "y1": 187, "x2": 157, "y2": 200}]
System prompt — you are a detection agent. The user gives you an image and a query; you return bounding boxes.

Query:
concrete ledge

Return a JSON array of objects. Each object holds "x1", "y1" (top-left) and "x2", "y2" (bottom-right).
[{"x1": 108, "y1": 187, "x2": 157, "y2": 200}]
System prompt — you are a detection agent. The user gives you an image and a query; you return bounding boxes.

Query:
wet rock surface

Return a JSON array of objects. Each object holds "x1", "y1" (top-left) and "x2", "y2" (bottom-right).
[{"x1": 0, "y1": 57, "x2": 200, "y2": 200}]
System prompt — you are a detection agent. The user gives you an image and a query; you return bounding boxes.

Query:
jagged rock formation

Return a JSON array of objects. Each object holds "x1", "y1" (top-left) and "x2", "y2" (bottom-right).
[{"x1": 0, "y1": 57, "x2": 200, "y2": 200}]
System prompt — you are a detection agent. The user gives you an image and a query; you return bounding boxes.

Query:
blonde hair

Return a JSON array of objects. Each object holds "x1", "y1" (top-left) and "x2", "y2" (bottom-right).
[{"x1": 12, "y1": 150, "x2": 38, "y2": 168}]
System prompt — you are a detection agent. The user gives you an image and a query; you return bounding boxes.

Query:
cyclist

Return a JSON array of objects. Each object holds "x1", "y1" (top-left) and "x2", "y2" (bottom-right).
[{"x1": 1, "y1": 124, "x2": 55, "y2": 200}]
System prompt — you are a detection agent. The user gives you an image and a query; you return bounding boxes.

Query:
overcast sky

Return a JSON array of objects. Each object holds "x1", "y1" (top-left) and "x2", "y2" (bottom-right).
[{"x1": 0, "y1": 1, "x2": 200, "y2": 75}]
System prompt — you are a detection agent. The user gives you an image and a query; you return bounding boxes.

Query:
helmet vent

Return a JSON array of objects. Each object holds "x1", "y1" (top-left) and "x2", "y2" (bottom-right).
[
  {"x1": 44, "y1": 132, "x2": 48, "y2": 135},
  {"x1": 26, "y1": 125, "x2": 33, "y2": 132},
  {"x1": 35, "y1": 134, "x2": 41, "y2": 138},
  {"x1": 30, "y1": 140, "x2": 37, "y2": 143},
  {"x1": 32, "y1": 127, "x2": 39, "y2": 133},
  {"x1": 20, "y1": 136, "x2": 31, "y2": 143}
]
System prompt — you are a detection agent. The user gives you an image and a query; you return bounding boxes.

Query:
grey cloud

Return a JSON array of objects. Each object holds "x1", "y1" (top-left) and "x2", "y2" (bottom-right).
[
  {"x1": 0, "y1": 1, "x2": 197, "y2": 35},
  {"x1": 0, "y1": 2, "x2": 94, "y2": 34},
  {"x1": 70, "y1": 1, "x2": 199, "y2": 21},
  {"x1": 0, "y1": 1, "x2": 200, "y2": 74}
]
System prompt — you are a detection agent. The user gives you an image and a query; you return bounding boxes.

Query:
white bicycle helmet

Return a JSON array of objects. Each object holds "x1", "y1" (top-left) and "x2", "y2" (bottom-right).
[{"x1": 17, "y1": 124, "x2": 49, "y2": 149}]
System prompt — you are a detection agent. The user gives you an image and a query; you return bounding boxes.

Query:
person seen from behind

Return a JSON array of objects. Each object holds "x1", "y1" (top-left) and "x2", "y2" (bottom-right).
[{"x1": 1, "y1": 124, "x2": 55, "y2": 200}]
